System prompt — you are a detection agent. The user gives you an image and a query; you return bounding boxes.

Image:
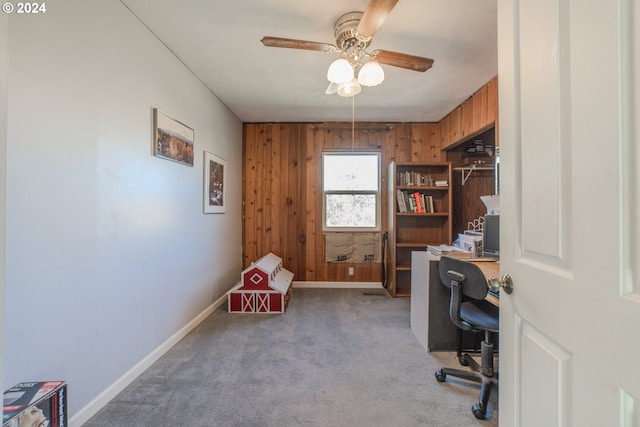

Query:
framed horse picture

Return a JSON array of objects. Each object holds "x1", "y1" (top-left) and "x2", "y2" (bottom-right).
[{"x1": 203, "y1": 151, "x2": 226, "y2": 213}]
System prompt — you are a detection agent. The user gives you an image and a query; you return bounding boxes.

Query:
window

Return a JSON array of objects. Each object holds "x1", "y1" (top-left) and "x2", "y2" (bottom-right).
[{"x1": 322, "y1": 152, "x2": 381, "y2": 231}]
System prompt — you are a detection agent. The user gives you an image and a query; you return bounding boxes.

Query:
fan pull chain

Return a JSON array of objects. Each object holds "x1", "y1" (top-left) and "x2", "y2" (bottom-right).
[{"x1": 351, "y1": 95, "x2": 355, "y2": 151}]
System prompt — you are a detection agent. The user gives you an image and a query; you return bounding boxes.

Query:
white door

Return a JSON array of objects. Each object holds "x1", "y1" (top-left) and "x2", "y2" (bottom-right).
[{"x1": 498, "y1": 0, "x2": 640, "y2": 426}]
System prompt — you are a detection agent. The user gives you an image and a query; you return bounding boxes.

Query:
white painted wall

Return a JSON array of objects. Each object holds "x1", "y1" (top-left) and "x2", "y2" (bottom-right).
[{"x1": 4, "y1": 0, "x2": 242, "y2": 422}]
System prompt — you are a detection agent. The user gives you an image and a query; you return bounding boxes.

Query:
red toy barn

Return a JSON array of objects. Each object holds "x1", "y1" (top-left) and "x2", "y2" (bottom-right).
[{"x1": 227, "y1": 252, "x2": 293, "y2": 313}]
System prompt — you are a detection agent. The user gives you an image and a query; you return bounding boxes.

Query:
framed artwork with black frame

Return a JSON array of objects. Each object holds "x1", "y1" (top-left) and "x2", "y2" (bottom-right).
[{"x1": 203, "y1": 151, "x2": 226, "y2": 213}]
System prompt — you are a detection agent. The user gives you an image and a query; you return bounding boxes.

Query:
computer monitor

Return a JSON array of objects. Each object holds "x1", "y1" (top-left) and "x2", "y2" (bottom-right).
[{"x1": 482, "y1": 214, "x2": 500, "y2": 257}]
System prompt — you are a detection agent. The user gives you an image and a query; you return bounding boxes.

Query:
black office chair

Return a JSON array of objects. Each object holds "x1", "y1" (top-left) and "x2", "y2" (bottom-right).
[{"x1": 434, "y1": 256, "x2": 499, "y2": 419}]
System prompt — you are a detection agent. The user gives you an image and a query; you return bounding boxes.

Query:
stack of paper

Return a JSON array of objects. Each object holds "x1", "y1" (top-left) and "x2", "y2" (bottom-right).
[{"x1": 426, "y1": 245, "x2": 468, "y2": 257}]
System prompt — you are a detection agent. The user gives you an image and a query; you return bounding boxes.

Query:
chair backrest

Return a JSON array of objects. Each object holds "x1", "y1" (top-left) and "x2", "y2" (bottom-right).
[
  {"x1": 438, "y1": 256, "x2": 489, "y2": 300},
  {"x1": 438, "y1": 256, "x2": 490, "y2": 331}
]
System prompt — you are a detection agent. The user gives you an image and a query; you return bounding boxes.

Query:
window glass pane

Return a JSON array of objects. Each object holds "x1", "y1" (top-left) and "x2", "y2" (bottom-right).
[
  {"x1": 323, "y1": 154, "x2": 379, "y2": 191},
  {"x1": 325, "y1": 194, "x2": 377, "y2": 227}
]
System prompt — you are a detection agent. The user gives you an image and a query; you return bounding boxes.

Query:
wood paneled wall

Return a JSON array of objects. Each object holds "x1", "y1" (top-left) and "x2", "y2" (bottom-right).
[
  {"x1": 441, "y1": 76, "x2": 499, "y2": 150},
  {"x1": 242, "y1": 76, "x2": 498, "y2": 283},
  {"x1": 447, "y1": 126, "x2": 497, "y2": 236},
  {"x1": 243, "y1": 122, "x2": 440, "y2": 281}
]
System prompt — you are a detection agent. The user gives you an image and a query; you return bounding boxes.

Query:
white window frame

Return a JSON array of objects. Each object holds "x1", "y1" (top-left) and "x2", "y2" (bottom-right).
[{"x1": 321, "y1": 151, "x2": 381, "y2": 232}]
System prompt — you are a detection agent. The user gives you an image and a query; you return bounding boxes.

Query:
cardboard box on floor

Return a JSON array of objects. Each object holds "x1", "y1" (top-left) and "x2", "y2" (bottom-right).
[{"x1": 3, "y1": 381, "x2": 67, "y2": 427}]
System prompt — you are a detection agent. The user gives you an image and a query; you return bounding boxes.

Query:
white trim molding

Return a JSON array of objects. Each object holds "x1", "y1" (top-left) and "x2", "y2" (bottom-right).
[
  {"x1": 69, "y1": 293, "x2": 228, "y2": 426},
  {"x1": 293, "y1": 281, "x2": 383, "y2": 289}
]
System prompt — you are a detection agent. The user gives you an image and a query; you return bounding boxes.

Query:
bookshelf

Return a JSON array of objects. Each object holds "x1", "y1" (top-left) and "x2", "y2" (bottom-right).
[{"x1": 387, "y1": 162, "x2": 453, "y2": 297}]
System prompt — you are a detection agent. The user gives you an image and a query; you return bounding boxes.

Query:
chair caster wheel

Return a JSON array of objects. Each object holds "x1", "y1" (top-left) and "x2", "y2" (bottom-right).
[
  {"x1": 435, "y1": 370, "x2": 446, "y2": 382},
  {"x1": 472, "y1": 403, "x2": 486, "y2": 419},
  {"x1": 458, "y1": 356, "x2": 469, "y2": 366}
]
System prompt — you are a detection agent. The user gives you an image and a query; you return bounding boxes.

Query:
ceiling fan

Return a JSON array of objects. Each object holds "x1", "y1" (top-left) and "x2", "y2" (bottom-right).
[{"x1": 261, "y1": 0, "x2": 434, "y2": 97}]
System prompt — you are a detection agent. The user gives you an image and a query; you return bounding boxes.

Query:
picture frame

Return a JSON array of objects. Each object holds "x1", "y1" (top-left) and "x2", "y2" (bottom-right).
[
  {"x1": 203, "y1": 151, "x2": 227, "y2": 213},
  {"x1": 153, "y1": 108, "x2": 194, "y2": 166}
]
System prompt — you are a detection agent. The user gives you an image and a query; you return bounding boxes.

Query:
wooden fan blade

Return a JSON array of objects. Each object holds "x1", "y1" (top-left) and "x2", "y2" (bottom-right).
[
  {"x1": 373, "y1": 49, "x2": 434, "y2": 72},
  {"x1": 356, "y1": 0, "x2": 399, "y2": 39},
  {"x1": 261, "y1": 36, "x2": 335, "y2": 53}
]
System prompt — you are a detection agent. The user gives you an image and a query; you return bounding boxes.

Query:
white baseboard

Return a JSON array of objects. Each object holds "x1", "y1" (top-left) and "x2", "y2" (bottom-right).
[
  {"x1": 70, "y1": 281, "x2": 383, "y2": 425},
  {"x1": 69, "y1": 293, "x2": 228, "y2": 427},
  {"x1": 293, "y1": 281, "x2": 383, "y2": 289}
]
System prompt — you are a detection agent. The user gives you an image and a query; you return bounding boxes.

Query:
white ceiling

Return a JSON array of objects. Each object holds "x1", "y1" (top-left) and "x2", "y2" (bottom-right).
[{"x1": 120, "y1": 0, "x2": 497, "y2": 123}]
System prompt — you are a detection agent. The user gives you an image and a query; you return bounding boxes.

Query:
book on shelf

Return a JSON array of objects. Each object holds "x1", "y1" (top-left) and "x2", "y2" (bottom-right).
[
  {"x1": 407, "y1": 193, "x2": 415, "y2": 212},
  {"x1": 397, "y1": 171, "x2": 434, "y2": 187},
  {"x1": 396, "y1": 189, "x2": 407, "y2": 213},
  {"x1": 396, "y1": 190, "x2": 435, "y2": 213},
  {"x1": 427, "y1": 195, "x2": 434, "y2": 213},
  {"x1": 434, "y1": 180, "x2": 448, "y2": 187},
  {"x1": 412, "y1": 192, "x2": 424, "y2": 213}
]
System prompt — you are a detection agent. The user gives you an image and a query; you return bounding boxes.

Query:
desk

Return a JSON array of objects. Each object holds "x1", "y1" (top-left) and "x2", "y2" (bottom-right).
[
  {"x1": 410, "y1": 251, "x2": 499, "y2": 352},
  {"x1": 472, "y1": 261, "x2": 500, "y2": 307}
]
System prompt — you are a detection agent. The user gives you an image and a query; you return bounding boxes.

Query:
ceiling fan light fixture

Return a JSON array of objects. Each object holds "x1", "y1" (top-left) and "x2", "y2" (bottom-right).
[
  {"x1": 325, "y1": 82, "x2": 339, "y2": 95},
  {"x1": 337, "y1": 79, "x2": 362, "y2": 97},
  {"x1": 327, "y1": 58, "x2": 354, "y2": 84},
  {"x1": 357, "y1": 60, "x2": 385, "y2": 87}
]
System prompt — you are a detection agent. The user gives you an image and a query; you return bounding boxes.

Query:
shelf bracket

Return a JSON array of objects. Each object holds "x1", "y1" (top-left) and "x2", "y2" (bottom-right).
[
  {"x1": 461, "y1": 165, "x2": 477, "y2": 185},
  {"x1": 454, "y1": 164, "x2": 494, "y2": 185}
]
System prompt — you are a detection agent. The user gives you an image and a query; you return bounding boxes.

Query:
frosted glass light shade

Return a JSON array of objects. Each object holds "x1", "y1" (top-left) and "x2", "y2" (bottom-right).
[
  {"x1": 337, "y1": 79, "x2": 362, "y2": 97},
  {"x1": 325, "y1": 82, "x2": 339, "y2": 95},
  {"x1": 357, "y1": 60, "x2": 384, "y2": 87},
  {"x1": 327, "y1": 58, "x2": 354, "y2": 84}
]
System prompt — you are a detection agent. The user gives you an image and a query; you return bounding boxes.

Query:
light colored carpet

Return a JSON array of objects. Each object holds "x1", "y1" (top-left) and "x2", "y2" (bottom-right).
[{"x1": 84, "y1": 288, "x2": 498, "y2": 426}]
